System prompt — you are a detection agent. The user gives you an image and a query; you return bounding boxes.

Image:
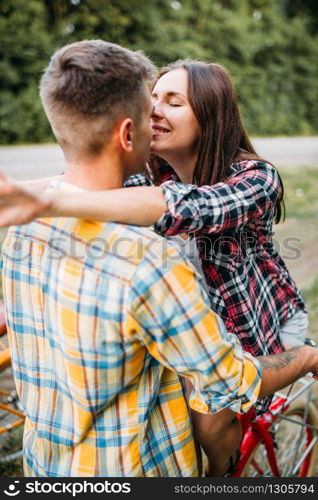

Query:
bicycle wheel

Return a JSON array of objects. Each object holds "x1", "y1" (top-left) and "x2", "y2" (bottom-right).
[{"x1": 240, "y1": 398, "x2": 318, "y2": 477}]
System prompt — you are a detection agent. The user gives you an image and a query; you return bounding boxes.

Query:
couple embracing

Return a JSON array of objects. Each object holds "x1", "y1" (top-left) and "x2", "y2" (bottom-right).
[{"x1": 0, "y1": 39, "x2": 316, "y2": 478}]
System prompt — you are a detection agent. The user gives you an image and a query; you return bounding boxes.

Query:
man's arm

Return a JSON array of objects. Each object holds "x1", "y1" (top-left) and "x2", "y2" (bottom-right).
[
  {"x1": 259, "y1": 346, "x2": 318, "y2": 394},
  {"x1": 128, "y1": 244, "x2": 262, "y2": 414}
]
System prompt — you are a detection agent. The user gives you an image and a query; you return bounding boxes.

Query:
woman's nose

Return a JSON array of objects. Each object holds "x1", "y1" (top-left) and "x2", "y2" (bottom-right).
[{"x1": 152, "y1": 103, "x2": 164, "y2": 118}]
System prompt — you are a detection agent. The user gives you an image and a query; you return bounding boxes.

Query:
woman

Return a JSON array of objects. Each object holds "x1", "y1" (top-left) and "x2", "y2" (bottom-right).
[{"x1": 2, "y1": 61, "x2": 308, "y2": 369}]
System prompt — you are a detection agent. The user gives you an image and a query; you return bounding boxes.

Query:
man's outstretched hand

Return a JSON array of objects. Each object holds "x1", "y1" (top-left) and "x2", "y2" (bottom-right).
[{"x1": 0, "y1": 170, "x2": 51, "y2": 227}]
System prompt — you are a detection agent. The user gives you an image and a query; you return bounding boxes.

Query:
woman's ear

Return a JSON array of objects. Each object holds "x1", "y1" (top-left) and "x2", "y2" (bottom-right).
[{"x1": 118, "y1": 118, "x2": 134, "y2": 152}]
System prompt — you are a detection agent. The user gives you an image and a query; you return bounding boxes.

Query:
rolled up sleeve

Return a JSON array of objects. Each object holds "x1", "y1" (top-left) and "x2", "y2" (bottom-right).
[
  {"x1": 189, "y1": 344, "x2": 262, "y2": 415},
  {"x1": 155, "y1": 161, "x2": 280, "y2": 236}
]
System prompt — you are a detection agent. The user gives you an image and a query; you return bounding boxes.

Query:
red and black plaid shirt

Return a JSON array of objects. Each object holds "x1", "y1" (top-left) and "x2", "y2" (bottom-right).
[{"x1": 125, "y1": 160, "x2": 306, "y2": 361}]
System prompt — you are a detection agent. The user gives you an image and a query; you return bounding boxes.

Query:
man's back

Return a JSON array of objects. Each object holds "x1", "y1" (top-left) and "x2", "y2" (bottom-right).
[
  {"x1": 1, "y1": 181, "x2": 193, "y2": 476},
  {"x1": 1, "y1": 181, "x2": 261, "y2": 477}
]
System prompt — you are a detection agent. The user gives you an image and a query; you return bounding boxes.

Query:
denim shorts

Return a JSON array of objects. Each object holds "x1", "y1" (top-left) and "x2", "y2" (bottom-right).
[{"x1": 280, "y1": 310, "x2": 309, "y2": 347}]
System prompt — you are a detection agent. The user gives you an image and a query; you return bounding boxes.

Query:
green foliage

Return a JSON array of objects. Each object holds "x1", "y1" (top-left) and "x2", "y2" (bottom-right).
[
  {"x1": 1, "y1": 0, "x2": 318, "y2": 143},
  {"x1": 0, "y1": 0, "x2": 54, "y2": 144},
  {"x1": 281, "y1": 0, "x2": 318, "y2": 35}
]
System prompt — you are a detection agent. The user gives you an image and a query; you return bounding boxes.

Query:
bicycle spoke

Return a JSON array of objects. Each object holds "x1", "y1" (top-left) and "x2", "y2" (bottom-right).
[
  {"x1": 290, "y1": 390, "x2": 310, "y2": 473},
  {"x1": 250, "y1": 458, "x2": 264, "y2": 475},
  {"x1": 292, "y1": 436, "x2": 318, "y2": 475},
  {"x1": 242, "y1": 409, "x2": 317, "y2": 477}
]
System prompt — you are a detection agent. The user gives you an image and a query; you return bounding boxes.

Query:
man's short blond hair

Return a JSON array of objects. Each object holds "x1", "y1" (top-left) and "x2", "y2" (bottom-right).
[{"x1": 40, "y1": 40, "x2": 156, "y2": 161}]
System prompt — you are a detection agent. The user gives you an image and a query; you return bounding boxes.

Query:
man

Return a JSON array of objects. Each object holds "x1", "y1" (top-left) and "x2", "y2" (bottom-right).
[{"x1": 1, "y1": 40, "x2": 318, "y2": 477}]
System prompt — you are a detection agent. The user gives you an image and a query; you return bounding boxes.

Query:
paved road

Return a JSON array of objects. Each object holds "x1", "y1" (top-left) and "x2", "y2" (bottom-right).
[{"x1": 0, "y1": 137, "x2": 317, "y2": 180}]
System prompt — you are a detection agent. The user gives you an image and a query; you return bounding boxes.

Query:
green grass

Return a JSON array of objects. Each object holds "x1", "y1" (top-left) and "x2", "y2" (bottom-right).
[
  {"x1": 302, "y1": 276, "x2": 318, "y2": 341},
  {"x1": 276, "y1": 166, "x2": 318, "y2": 341},
  {"x1": 276, "y1": 167, "x2": 318, "y2": 342},
  {"x1": 279, "y1": 166, "x2": 318, "y2": 219},
  {"x1": 0, "y1": 427, "x2": 24, "y2": 477}
]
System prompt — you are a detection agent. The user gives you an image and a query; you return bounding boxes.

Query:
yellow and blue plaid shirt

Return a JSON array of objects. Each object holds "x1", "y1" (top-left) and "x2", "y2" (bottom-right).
[{"x1": 1, "y1": 181, "x2": 261, "y2": 477}]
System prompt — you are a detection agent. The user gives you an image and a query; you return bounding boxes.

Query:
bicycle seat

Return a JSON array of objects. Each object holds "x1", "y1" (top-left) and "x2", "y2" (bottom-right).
[
  {"x1": 305, "y1": 338, "x2": 317, "y2": 347},
  {"x1": 0, "y1": 301, "x2": 7, "y2": 337}
]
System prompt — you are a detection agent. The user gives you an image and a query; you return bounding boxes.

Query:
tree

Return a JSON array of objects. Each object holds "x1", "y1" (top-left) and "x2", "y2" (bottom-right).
[
  {"x1": 0, "y1": 0, "x2": 53, "y2": 143},
  {"x1": 1, "y1": 0, "x2": 318, "y2": 143},
  {"x1": 281, "y1": 0, "x2": 318, "y2": 34}
]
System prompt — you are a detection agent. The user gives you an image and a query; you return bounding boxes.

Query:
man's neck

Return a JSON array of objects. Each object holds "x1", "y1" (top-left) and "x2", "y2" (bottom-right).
[{"x1": 62, "y1": 152, "x2": 125, "y2": 191}]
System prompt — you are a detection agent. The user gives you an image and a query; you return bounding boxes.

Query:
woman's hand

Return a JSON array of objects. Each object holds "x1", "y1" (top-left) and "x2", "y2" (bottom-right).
[{"x1": 0, "y1": 170, "x2": 52, "y2": 227}]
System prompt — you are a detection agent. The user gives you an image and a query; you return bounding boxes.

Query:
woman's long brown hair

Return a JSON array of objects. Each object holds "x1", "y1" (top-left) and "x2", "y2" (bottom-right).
[{"x1": 151, "y1": 60, "x2": 285, "y2": 223}]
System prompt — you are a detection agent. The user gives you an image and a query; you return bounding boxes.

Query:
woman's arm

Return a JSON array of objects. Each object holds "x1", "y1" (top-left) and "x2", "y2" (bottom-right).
[
  {"x1": 155, "y1": 161, "x2": 281, "y2": 236},
  {"x1": 0, "y1": 168, "x2": 166, "y2": 227},
  {"x1": 46, "y1": 186, "x2": 166, "y2": 225},
  {"x1": 46, "y1": 172, "x2": 162, "y2": 224},
  {"x1": 50, "y1": 161, "x2": 279, "y2": 233},
  {"x1": 19, "y1": 175, "x2": 62, "y2": 190},
  {"x1": 0, "y1": 161, "x2": 279, "y2": 232}
]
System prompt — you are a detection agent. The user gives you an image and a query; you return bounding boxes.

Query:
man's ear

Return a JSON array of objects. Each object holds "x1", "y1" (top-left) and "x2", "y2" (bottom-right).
[{"x1": 118, "y1": 118, "x2": 134, "y2": 152}]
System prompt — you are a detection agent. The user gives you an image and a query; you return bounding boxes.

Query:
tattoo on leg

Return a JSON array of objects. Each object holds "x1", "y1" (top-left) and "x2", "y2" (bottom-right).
[{"x1": 259, "y1": 347, "x2": 301, "y2": 372}]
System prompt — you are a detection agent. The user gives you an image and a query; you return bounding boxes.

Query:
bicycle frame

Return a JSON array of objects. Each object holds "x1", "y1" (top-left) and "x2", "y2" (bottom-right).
[{"x1": 234, "y1": 376, "x2": 317, "y2": 477}]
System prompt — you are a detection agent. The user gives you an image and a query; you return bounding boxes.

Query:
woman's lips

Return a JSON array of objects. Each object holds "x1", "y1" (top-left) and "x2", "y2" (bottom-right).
[{"x1": 152, "y1": 124, "x2": 170, "y2": 136}]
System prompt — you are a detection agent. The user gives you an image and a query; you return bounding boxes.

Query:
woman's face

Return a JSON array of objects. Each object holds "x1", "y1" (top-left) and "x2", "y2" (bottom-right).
[{"x1": 150, "y1": 68, "x2": 201, "y2": 163}]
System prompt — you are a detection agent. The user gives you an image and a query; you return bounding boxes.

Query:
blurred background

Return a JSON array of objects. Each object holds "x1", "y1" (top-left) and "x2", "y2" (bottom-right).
[
  {"x1": 0, "y1": 0, "x2": 318, "y2": 476},
  {"x1": 1, "y1": 0, "x2": 318, "y2": 142}
]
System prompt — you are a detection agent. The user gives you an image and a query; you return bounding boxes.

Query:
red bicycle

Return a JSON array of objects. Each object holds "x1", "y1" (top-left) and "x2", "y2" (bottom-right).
[{"x1": 235, "y1": 364, "x2": 318, "y2": 477}]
